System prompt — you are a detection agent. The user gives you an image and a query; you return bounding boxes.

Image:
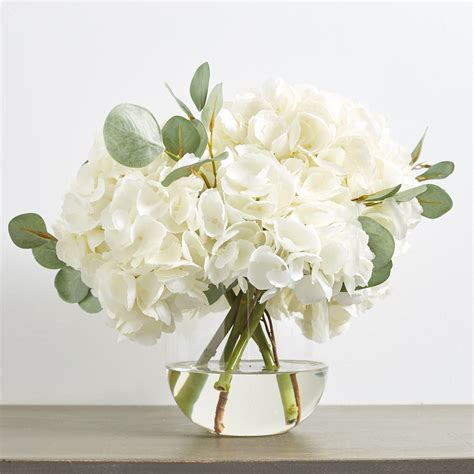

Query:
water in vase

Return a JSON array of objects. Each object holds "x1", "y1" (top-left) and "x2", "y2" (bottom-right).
[{"x1": 167, "y1": 359, "x2": 327, "y2": 436}]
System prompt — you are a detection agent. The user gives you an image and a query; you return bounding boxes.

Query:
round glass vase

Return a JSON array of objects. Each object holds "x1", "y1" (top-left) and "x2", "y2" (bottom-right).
[{"x1": 165, "y1": 293, "x2": 328, "y2": 437}]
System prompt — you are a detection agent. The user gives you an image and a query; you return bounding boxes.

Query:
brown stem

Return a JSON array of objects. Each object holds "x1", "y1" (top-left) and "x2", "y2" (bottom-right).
[
  {"x1": 290, "y1": 373, "x2": 302, "y2": 424},
  {"x1": 264, "y1": 310, "x2": 279, "y2": 367},
  {"x1": 22, "y1": 228, "x2": 57, "y2": 241},
  {"x1": 213, "y1": 291, "x2": 265, "y2": 433},
  {"x1": 192, "y1": 169, "x2": 211, "y2": 189},
  {"x1": 214, "y1": 387, "x2": 229, "y2": 434}
]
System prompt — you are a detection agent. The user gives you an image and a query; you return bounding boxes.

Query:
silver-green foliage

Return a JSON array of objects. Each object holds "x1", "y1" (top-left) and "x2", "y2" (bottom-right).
[
  {"x1": 393, "y1": 185, "x2": 428, "y2": 202},
  {"x1": 201, "y1": 83, "x2": 223, "y2": 128},
  {"x1": 191, "y1": 119, "x2": 209, "y2": 157},
  {"x1": 78, "y1": 290, "x2": 102, "y2": 313},
  {"x1": 410, "y1": 128, "x2": 428, "y2": 165},
  {"x1": 416, "y1": 184, "x2": 453, "y2": 219},
  {"x1": 358, "y1": 184, "x2": 402, "y2": 202},
  {"x1": 8, "y1": 213, "x2": 51, "y2": 249},
  {"x1": 54, "y1": 266, "x2": 89, "y2": 304},
  {"x1": 190, "y1": 62, "x2": 210, "y2": 111},
  {"x1": 165, "y1": 83, "x2": 194, "y2": 119},
  {"x1": 162, "y1": 116, "x2": 201, "y2": 159},
  {"x1": 161, "y1": 152, "x2": 228, "y2": 187},
  {"x1": 103, "y1": 104, "x2": 164, "y2": 168},
  {"x1": 358, "y1": 216, "x2": 395, "y2": 288},
  {"x1": 32, "y1": 241, "x2": 65, "y2": 269},
  {"x1": 417, "y1": 161, "x2": 455, "y2": 181}
]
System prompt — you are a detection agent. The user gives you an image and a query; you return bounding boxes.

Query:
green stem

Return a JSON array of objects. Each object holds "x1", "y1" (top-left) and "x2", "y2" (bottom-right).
[
  {"x1": 214, "y1": 302, "x2": 266, "y2": 391},
  {"x1": 168, "y1": 370, "x2": 180, "y2": 392},
  {"x1": 196, "y1": 293, "x2": 241, "y2": 367},
  {"x1": 277, "y1": 374, "x2": 299, "y2": 424},
  {"x1": 222, "y1": 296, "x2": 248, "y2": 363},
  {"x1": 174, "y1": 372, "x2": 208, "y2": 418},
  {"x1": 252, "y1": 324, "x2": 298, "y2": 425},
  {"x1": 173, "y1": 294, "x2": 240, "y2": 417},
  {"x1": 253, "y1": 324, "x2": 277, "y2": 370}
]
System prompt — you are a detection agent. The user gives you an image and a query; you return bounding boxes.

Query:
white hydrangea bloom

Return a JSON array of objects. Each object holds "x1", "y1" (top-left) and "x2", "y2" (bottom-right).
[{"x1": 56, "y1": 80, "x2": 423, "y2": 344}]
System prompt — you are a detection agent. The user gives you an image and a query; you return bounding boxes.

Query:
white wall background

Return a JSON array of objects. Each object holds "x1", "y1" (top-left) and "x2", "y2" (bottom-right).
[{"x1": 1, "y1": 2, "x2": 472, "y2": 405}]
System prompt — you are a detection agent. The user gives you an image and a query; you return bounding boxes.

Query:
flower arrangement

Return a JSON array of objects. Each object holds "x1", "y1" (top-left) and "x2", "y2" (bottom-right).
[{"x1": 9, "y1": 63, "x2": 454, "y2": 434}]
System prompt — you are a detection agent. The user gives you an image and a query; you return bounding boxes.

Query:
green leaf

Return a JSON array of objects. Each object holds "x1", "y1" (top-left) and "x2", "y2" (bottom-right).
[
  {"x1": 366, "y1": 260, "x2": 393, "y2": 287},
  {"x1": 103, "y1": 103, "x2": 164, "y2": 168},
  {"x1": 8, "y1": 213, "x2": 52, "y2": 249},
  {"x1": 161, "y1": 152, "x2": 228, "y2": 187},
  {"x1": 204, "y1": 283, "x2": 226, "y2": 305},
  {"x1": 204, "y1": 280, "x2": 237, "y2": 305},
  {"x1": 359, "y1": 216, "x2": 394, "y2": 269},
  {"x1": 165, "y1": 83, "x2": 194, "y2": 119},
  {"x1": 190, "y1": 62, "x2": 210, "y2": 111},
  {"x1": 410, "y1": 128, "x2": 428, "y2": 165},
  {"x1": 78, "y1": 290, "x2": 102, "y2": 313},
  {"x1": 54, "y1": 266, "x2": 89, "y2": 304},
  {"x1": 357, "y1": 184, "x2": 402, "y2": 202},
  {"x1": 201, "y1": 83, "x2": 223, "y2": 129},
  {"x1": 416, "y1": 184, "x2": 453, "y2": 219},
  {"x1": 191, "y1": 119, "x2": 208, "y2": 157},
  {"x1": 32, "y1": 241, "x2": 65, "y2": 269},
  {"x1": 417, "y1": 161, "x2": 455, "y2": 181},
  {"x1": 394, "y1": 185, "x2": 428, "y2": 202},
  {"x1": 358, "y1": 216, "x2": 395, "y2": 288},
  {"x1": 162, "y1": 116, "x2": 200, "y2": 159}
]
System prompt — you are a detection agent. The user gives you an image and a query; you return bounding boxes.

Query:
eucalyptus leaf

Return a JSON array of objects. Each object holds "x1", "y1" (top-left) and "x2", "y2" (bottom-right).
[
  {"x1": 358, "y1": 184, "x2": 402, "y2": 202},
  {"x1": 366, "y1": 260, "x2": 393, "y2": 287},
  {"x1": 417, "y1": 161, "x2": 455, "y2": 181},
  {"x1": 394, "y1": 185, "x2": 428, "y2": 202},
  {"x1": 32, "y1": 241, "x2": 65, "y2": 269},
  {"x1": 162, "y1": 116, "x2": 200, "y2": 158},
  {"x1": 8, "y1": 213, "x2": 52, "y2": 249},
  {"x1": 190, "y1": 62, "x2": 210, "y2": 111},
  {"x1": 78, "y1": 290, "x2": 102, "y2": 313},
  {"x1": 103, "y1": 103, "x2": 164, "y2": 168},
  {"x1": 54, "y1": 266, "x2": 89, "y2": 304},
  {"x1": 201, "y1": 83, "x2": 223, "y2": 129},
  {"x1": 359, "y1": 215, "x2": 395, "y2": 275},
  {"x1": 165, "y1": 83, "x2": 194, "y2": 119},
  {"x1": 410, "y1": 128, "x2": 428, "y2": 165},
  {"x1": 161, "y1": 152, "x2": 228, "y2": 187},
  {"x1": 416, "y1": 184, "x2": 453, "y2": 219},
  {"x1": 191, "y1": 119, "x2": 209, "y2": 157}
]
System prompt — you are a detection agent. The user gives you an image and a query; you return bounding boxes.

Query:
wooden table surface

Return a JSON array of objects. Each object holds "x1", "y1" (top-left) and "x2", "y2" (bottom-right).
[{"x1": 1, "y1": 405, "x2": 473, "y2": 473}]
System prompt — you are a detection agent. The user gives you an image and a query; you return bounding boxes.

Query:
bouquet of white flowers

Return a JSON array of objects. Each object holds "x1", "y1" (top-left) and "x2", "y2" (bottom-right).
[{"x1": 9, "y1": 63, "x2": 453, "y2": 435}]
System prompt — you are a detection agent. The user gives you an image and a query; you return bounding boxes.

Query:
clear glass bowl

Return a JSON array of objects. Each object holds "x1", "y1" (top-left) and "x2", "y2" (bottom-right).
[
  {"x1": 167, "y1": 359, "x2": 328, "y2": 436},
  {"x1": 165, "y1": 309, "x2": 327, "y2": 436}
]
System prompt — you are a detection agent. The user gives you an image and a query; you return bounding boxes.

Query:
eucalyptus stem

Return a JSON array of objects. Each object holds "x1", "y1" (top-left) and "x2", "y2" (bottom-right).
[
  {"x1": 207, "y1": 114, "x2": 218, "y2": 187},
  {"x1": 193, "y1": 169, "x2": 211, "y2": 189}
]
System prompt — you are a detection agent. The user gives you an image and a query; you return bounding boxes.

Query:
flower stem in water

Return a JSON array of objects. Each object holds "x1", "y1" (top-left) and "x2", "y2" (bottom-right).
[
  {"x1": 173, "y1": 293, "x2": 240, "y2": 417},
  {"x1": 214, "y1": 302, "x2": 266, "y2": 391},
  {"x1": 253, "y1": 323, "x2": 298, "y2": 424}
]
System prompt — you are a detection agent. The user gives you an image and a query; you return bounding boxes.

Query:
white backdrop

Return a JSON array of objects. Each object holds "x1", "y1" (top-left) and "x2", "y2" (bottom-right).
[{"x1": 1, "y1": 2, "x2": 472, "y2": 405}]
